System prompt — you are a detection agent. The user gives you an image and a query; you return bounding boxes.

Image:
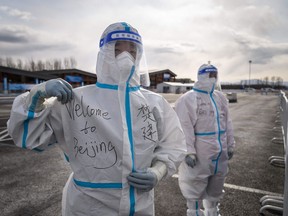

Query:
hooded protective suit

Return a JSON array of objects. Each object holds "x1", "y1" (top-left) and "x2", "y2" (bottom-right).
[
  {"x1": 7, "y1": 22, "x2": 186, "y2": 216},
  {"x1": 175, "y1": 64, "x2": 235, "y2": 216}
]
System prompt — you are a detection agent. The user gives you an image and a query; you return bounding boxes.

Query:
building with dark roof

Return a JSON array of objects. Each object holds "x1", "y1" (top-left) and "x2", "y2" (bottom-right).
[
  {"x1": 149, "y1": 69, "x2": 177, "y2": 89},
  {"x1": 0, "y1": 66, "x2": 97, "y2": 93},
  {"x1": 156, "y1": 82, "x2": 194, "y2": 94},
  {"x1": 35, "y1": 68, "x2": 97, "y2": 87},
  {"x1": 1, "y1": 66, "x2": 189, "y2": 94}
]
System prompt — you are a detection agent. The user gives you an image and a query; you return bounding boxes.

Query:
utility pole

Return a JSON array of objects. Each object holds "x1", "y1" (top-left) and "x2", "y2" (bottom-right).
[{"x1": 249, "y1": 60, "x2": 252, "y2": 88}]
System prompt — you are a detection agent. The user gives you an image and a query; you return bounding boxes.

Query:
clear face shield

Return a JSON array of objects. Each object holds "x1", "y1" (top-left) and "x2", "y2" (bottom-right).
[
  {"x1": 209, "y1": 71, "x2": 222, "y2": 91},
  {"x1": 98, "y1": 29, "x2": 150, "y2": 87},
  {"x1": 197, "y1": 64, "x2": 222, "y2": 91},
  {"x1": 139, "y1": 50, "x2": 150, "y2": 87}
]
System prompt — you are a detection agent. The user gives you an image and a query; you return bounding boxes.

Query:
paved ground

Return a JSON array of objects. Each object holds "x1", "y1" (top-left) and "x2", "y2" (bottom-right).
[{"x1": 0, "y1": 91, "x2": 285, "y2": 216}]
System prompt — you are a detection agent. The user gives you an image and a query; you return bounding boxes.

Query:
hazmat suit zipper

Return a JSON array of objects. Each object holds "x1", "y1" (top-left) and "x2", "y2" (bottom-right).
[
  {"x1": 193, "y1": 87, "x2": 223, "y2": 174},
  {"x1": 124, "y1": 66, "x2": 137, "y2": 216},
  {"x1": 209, "y1": 89, "x2": 222, "y2": 175}
]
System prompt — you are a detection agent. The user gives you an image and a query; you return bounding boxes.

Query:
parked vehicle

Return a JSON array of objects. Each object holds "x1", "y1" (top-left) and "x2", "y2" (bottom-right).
[
  {"x1": 260, "y1": 88, "x2": 278, "y2": 95},
  {"x1": 244, "y1": 87, "x2": 256, "y2": 93},
  {"x1": 226, "y1": 92, "x2": 237, "y2": 103}
]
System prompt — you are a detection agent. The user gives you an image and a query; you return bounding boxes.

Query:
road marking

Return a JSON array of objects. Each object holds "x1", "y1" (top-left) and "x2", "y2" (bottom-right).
[
  {"x1": 224, "y1": 183, "x2": 283, "y2": 196},
  {"x1": 172, "y1": 174, "x2": 283, "y2": 197}
]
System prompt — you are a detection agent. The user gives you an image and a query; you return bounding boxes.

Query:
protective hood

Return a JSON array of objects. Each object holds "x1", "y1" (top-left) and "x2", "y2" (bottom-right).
[
  {"x1": 96, "y1": 22, "x2": 150, "y2": 87},
  {"x1": 194, "y1": 63, "x2": 221, "y2": 93}
]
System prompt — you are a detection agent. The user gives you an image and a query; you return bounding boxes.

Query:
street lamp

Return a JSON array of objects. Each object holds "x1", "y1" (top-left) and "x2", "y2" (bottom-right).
[{"x1": 248, "y1": 60, "x2": 252, "y2": 88}]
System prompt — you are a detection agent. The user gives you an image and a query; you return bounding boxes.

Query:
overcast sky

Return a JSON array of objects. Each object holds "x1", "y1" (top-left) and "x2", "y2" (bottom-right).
[{"x1": 1, "y1": 0, "x2": 287, "y2": 82}]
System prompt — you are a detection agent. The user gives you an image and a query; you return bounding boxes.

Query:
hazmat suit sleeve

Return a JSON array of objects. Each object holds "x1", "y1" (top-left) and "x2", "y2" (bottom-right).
[
  {"x1": 152, "y1": 96, "x2": 186, "y2": 178},
  {"x1": 226, "y1": 109, "x2": 235, "y2": 149},
  {"x1": 175, "y1": 93, "x2": 197, "y2": 155},
  {"x1": 7, "y1": 92, "x2": 57, "y2": 151},
  {"x1": 221, "y1": 93, "x2": 236, "y2": 149}
]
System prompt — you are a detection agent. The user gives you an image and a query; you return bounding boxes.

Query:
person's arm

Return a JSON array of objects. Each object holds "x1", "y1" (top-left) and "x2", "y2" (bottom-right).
[
  {"x1": 221, "y1": 93, "x2": 235, "y2": 160},
  {"x1": 226, "y1": 109, "x2": 235, "y2": 160},
  {"x1": 127, "y1": 160, "x2": 167, "y2": 192},
  {"x1": 26, "y1": 78, "x2": 73, "y2": 112},
  {"x1": 175, "y1": 94, "x2": 198, "y2": 167},
  {"x1": 7, "y1": 78, "x2": 73, "y2": 151},
  {"x1": 127, "y1": 95, "x2": 187, "y2": 191},
  {"x1": 150, "y1": 96, "x2": 187, "y2": 178}
]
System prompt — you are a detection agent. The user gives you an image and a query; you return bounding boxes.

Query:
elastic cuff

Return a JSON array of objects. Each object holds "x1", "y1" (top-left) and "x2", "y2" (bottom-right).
[
  {"x1": 228, "y1": 146, "x2": 234, "y2": 151},
  {"x1": 147, "y1": 161, "x2": 167, "y2": 182},
  {"x1": 25, "y1": 82, "x2": 47, "y2": 112}
]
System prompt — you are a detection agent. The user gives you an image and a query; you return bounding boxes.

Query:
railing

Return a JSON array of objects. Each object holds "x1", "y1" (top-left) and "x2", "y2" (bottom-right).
[
  {"x1": 0, "y1": 128, "x2": 12, "y2": 144},
  {"x1": 0, "y1": 96, "x2": 14, "y2": 145},
  {"x1": 260, "y1": 91, "x2": 288, "y2": 215}
]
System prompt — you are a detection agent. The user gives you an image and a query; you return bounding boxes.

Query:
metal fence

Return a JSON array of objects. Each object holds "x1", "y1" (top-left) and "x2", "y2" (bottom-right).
[
  {"x1": 0, "y1": 96, "x2": 13, "y2": 145},
  {"x1": 0, "y1": 128, "x2": 12, "y2": 142},
  {"x1": 260, "y1": 90, "x2": 288, "y2": 215}
]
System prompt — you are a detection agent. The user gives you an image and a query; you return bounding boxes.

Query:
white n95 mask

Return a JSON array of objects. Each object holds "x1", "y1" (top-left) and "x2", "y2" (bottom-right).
[
  {"x1": 209, "y1": 77, "x2": 217, "y2": 85},
  {"x1": 116, "y1": 51, "x2": 135, "y2": 82}
]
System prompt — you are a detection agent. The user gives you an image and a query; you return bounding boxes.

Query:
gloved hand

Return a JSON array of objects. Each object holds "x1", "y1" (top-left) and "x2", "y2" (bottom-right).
[
  {"x1": 45, "y1": 79, "x2": 73, "y2": 104},
  {"x1": 127, "y1": 161, "x2": 167, "y2": 192},
  {"x1": 26, "y1": 78, "x2": 73, "y2": 112},
  {"x1": 127, "y1": 171, "x2": 158, "y2": 192},
  {"x1": 185, "y1": 154, "x2": 197, "y2": 168},
  {"x1": 228, "y1": 147, "x2": 234, "y2": 160}
]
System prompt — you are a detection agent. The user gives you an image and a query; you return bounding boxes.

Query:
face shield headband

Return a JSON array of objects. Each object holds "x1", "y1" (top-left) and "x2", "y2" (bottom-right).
[
  {"x1": 97, "y1": 24, "x2": 150, "y2": 87},
  {"x1": 196, "y1": 64, "x2": 221, "y2": 92},
  {"x1": 198, "y1": 66, "x2": 218, "y2": 75},
  {"x1": 99, "y1": 30, "x2": 142, "y2": 48}
]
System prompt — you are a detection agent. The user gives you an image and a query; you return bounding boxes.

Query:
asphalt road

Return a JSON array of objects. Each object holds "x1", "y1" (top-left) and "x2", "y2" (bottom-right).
[{"x1": 0, "y1": 92, "x2": 285, "y2": 216}]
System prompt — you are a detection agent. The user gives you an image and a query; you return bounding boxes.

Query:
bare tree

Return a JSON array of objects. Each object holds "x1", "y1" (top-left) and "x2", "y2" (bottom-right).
[
  {"x1": 276, "y1": 77, "x2": 283, "y2": 87},
  {"x1": 45, "y1": 59, "x2": 53, "y2": 70},
  {"x1": 6, "y1": 57, "x2": 16, "y2": 68},
  {"x1": 23, "y1": 59, "x2": 30, "y2": 70},
  {"x1": 70, "y1": 56, "x2": 77, "y2": 68},
  {"x1": 28, "y1": 58, "x2": 37, "y2": 71},
  {"x1": 0, "y1": 56, "x2": 78, "y2": 70},
  {"x1": 263, "y1": 76, "x2": 269, "y2": 86},
  {"x1": 271, "y1": 76, "x2": 275, "y2": 87},
  {"x1": 53, "y1": 58, "x2": 62, "y2": 70},
  {"x1": 37, "y1": 60, "x2": 45, "y2": 71},
  {"x1": 0, "y1": 57, "x2": 4, "y2": 66},
  {"x1": 64, "y1": 57, "x2": 70, "y2": 69},
  {"x1": 17, "y1": 59, "x2": 23, "y2": 69}
]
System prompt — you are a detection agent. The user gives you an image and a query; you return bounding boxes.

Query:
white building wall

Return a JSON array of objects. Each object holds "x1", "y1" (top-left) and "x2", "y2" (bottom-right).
[{"x1": 156, "y1": 82, "x2": 194, "y2": 93}]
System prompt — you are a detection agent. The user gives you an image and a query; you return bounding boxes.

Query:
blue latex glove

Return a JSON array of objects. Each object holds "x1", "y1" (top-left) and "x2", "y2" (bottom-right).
[
  {"x1": 45, "y1": 79, "x2": 73, "y2": 104},
  {"x1": 228, "y1": 147, "x2": 234, "y2": 160},
  {"x1": 127, "y1": 171, "x2": 158, "y2": 192},
  {"x1": 185, "y1": 154, "x2": 197, "y2": 168}
]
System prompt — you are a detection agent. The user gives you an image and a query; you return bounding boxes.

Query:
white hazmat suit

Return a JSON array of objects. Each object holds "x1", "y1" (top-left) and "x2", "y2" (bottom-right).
[
  {"x1": 7, "y1": 22, "x2": 186, "y2": 216},
  {"x1": 175, "y1": 64, "x2": 235, "y2": 216}
]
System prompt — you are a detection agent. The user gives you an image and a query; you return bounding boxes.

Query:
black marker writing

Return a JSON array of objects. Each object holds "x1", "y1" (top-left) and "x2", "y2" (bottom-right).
[
  {"x1": 137, "y1": 104, "x2": 157, "y2": 142},
  {"x1": 65, "y1": 95, "x2": 111, "y2": 120},
  {"x1": 141, "y1": 122, "x2": 157, "y2": 142},
  {"x1": 80, "y1": 121, "x2": 97, "y2": 134},
  {"x1": 74, "y1": 137, "x2": 117, "y2": 169},
  {"x1": 137, "y1": 104, "x2": 156, "y2": 122}
]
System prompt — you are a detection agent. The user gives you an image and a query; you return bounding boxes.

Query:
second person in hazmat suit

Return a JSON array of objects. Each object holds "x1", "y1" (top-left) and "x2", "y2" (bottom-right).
[
  {"x1": 7, "y1": 22, "x2": 186, "y2": 216},
  {"x1": 175, "y1": 64, "x2": 235, "y2": 216}
]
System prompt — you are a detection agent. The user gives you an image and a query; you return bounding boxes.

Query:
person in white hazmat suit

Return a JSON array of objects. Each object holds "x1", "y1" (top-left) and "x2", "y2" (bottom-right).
[
  {"x1": 7, "y1": 22, "x2": 186, "y2": 216},
  {"x1": 175, "y1": 64, "x2": 235, "y2": 216}
]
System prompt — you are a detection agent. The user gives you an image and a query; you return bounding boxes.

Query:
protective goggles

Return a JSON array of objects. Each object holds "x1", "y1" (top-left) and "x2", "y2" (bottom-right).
[{"x1": 99, "y1": 30, "x2": 142, "y2": 48}]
